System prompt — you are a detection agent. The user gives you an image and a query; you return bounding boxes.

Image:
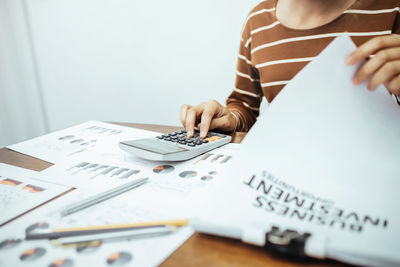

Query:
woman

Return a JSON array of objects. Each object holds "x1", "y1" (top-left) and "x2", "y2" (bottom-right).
[{"x1": 180, "y1": 0, "x2": 400, "y2": 138}]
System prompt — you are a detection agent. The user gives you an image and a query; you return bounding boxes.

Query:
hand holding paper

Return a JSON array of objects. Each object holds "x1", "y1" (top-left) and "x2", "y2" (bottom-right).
[{"x1": 346, "y1": 34, "x2": 400, "y2": 95}]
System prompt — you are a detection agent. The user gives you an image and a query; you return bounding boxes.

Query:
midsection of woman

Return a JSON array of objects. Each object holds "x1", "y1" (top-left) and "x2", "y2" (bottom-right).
[{"x1": 180, "y1": 0, "x2": 400, "y2": 137}]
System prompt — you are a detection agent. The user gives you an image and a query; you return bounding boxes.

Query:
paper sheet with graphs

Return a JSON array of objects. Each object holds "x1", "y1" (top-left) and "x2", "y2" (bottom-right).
[
  {"x1": 7, "y1": 121, "x2": 157, "y2": 164},
  {"x1": 0, "y1": 186, "x2": 194, "y2": 267},
  {"x1": 35, "y1": 143, "x2": 238, "y2": 218},
  {"x1": 0, "y1": 121, "x2": 239, "y2": 267},
  {"x1": 0, "y1": 146, "x2": 238, "y2": 267},
  {"x1": 0, "y1": 164, "x2": 70, "y2": 226}
]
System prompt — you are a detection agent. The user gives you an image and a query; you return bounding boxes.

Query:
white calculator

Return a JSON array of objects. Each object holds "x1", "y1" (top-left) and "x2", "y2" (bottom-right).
[{"x1": 119, "y1": 129, "x2": 232, "y2": 161}]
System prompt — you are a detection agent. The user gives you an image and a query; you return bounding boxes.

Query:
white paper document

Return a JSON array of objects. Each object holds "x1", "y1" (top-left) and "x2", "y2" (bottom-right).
[
  {"x1": 192, "y1": 36, "x2": 400, "y2": 266},
  {"x1": 0, "y1": 188, "x2": 193, "y2": 267},
  {"x1": 0, "y1": 164, "x2": 71, "y2": 226},
  {"x1": 7, "y1": 121, "x2": 157, "y2": 164},
  {"x1": 0, "y1": 144, "x2": 239, "y2": 266},
  {"x1": 37, "y1": 144, "x2": 239, "y2": 212}
]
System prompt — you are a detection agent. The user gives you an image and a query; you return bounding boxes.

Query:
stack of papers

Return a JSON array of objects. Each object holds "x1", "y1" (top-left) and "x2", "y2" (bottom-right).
[
  {"x1": 0, "y1": 121, "x2": 239, "y2": 267},
  {"x1": 0, "y1": 183, "x2": 194, "y2": 267}
]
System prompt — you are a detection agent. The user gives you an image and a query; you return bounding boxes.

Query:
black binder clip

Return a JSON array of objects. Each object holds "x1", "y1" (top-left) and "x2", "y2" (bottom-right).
[{"x1": 265, "y1": 226, "x2": 311, "y2": 258}]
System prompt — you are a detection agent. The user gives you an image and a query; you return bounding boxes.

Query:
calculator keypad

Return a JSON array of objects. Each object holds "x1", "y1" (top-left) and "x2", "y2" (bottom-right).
[{"x1": 156, "y1": 130, "x2": 226, "y2": 147}]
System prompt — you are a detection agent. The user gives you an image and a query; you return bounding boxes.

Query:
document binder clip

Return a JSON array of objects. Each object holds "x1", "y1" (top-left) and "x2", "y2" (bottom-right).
[{"x1": 265, "y1": 226, "x2": 311, "y2": 258}]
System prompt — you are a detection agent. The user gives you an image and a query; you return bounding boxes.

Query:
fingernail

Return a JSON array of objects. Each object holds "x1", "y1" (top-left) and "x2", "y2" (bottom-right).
[
  {"x1": 200, "y1": 130, "x2": 206, "y2": 137},
  {"x1": 352, "y1": 77, "x2": 360, "y2": 85},
  {"x1": 367, "y1": 84, "x2": 374, "y2": 91},
  {"x1": 187, "y1": 131, "x2": 192, "y2": 137}
]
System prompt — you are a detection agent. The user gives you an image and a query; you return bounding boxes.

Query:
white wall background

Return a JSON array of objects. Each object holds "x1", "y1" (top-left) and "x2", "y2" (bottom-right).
[
  {"x1": 1, "y1": 0, "x2": 261, "y2": 146},
  {"x1": 0, "y1": 0, "x2": 48, "y2": 147}
]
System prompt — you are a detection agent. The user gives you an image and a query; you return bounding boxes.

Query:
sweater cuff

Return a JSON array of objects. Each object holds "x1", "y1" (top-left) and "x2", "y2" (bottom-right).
[{"x1": 226, "y1": 103, "x2": 257, "y2": 132}]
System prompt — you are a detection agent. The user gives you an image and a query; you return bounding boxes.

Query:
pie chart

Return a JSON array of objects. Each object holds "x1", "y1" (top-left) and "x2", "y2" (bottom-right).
[
  {"x1": 58, "y1": 135, "x2": 74, "y2": 141},
  {"x1": 0, "y1": 239, "x2": 22, "y2": 250},
  {"x1": 49, "y1": 258, "x2": 74, "y2": 267},
  {"x1": 201, "y1": 175, "x2": 213, "y2": 181},
  {"x1": 20, "y1": 247, "x2": 46, "y2": 262},
  {"x1": 22, "y1": 184, "x2": 45, "y2": 193},
  {"x1": 25, "y1": 222, "x2": 49, "y2": 235},
  {"x1": 106, "y1": 252, "x2": 132, "y2": 265},
  {"x1": 0, "y1": 178, "x2": 21, "y2": 186},
  {"x1": 70, "y1": 139, "x2": 84, "y2": 144},
  {"x1": 179, "y1": 171, "x2": 198, "y2": 178},
  {"x1": 153, "y1": 165, "x2": 175, "y2": 174}
]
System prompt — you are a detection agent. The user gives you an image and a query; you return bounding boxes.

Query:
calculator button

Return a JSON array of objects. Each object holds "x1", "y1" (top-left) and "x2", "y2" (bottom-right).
[
  {"x1": 188, "y1": 143, "x2": 196, "y2": 147},
  {"x1": 156, "y1": 136, "x2": 163, "y2": 139},
  {"x1": 206, "y1": 136, "x2": 221, "y2": 142},
  {"x1": 178, "y1": 140, "x2": 187, "y2": 145},
  {"x1": 164, "y1": 137, "x2": 171, "y2": 141}
]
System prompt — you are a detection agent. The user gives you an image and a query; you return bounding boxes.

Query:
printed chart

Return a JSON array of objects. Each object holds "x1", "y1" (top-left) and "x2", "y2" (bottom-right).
[
  {"x1": 0, "y1": 239, "x2": 22, "y2": 250},
  {"x1": 49, "y1": 258, "x2": 74, "y2": 267},
  {"x1": 178, "y1": 171, "x2": 198, "y2": 178},
  {"x1": 0, "y1": 174, "x2": 70, "y2": 225},
  {"x1": 25, "y1": 222, "x2": 50, "y2": 235},
  {"x1": 0, "y1": 187, "x2": 194, "y2": 267},
  {"x1": 193, "y1": 153, "x2": 232, "y2": 165},
  {"x1": 38, "y1": 159, "x2": 147, "y2": 190},
  {"x1": 0, "y1": 129, "x2": 241, "y2": 267},
  {"x1": 67, "y1": 162, "x2": 141, "y2": 180},
  {"x1": 106, "y1": 252, "x2": 133, "y2": 266},
  {"x1": 0, "y1": 145, "x2": 239, "y2": 266},
  {"x1": 20, "y1": 247, "x2": 46, "y2": 262},
  {"x1": 153, "y1": 165, "x2": 175, "y2": 174},
  {"x1": 7, "y1": 121, "x2": 156, "y2": 164}
]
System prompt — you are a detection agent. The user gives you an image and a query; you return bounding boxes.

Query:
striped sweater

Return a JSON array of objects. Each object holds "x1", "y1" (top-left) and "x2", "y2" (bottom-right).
[{"x1": 226, "y1": 0, "x2": 400, "y2": 131}]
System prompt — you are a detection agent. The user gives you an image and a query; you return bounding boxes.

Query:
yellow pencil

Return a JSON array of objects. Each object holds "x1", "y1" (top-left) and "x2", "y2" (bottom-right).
[
  {"x1": 53, "y1": 219, "x2": 189, "y2": 232},
  {"x1": 26, "y1": 219, "x2": 189, "y2": 240}
]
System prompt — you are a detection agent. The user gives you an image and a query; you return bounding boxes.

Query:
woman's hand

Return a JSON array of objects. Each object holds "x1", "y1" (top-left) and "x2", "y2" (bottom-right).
[
  {"x1": 345, "y1": 34, "x2": 400, "y2": 97},
  {"x1": 180, "y1": 100, "x2": 237, "y2": 138}
]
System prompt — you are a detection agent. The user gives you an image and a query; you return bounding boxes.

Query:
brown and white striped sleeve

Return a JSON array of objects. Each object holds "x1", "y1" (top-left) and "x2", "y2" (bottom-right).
[{"x1": 226, "y1": 13, "x2": 263, "y2": 132}]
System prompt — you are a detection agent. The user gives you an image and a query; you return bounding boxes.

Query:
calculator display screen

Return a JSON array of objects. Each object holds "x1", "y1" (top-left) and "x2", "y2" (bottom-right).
[{"x1": 121, "y1": 139, "x2": 188, "y2": 155}]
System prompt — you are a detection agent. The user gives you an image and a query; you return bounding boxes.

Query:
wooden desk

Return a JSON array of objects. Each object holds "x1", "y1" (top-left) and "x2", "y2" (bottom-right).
[{"x1": 0, "y1": 123, "x2": 347, "y2": 267}]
